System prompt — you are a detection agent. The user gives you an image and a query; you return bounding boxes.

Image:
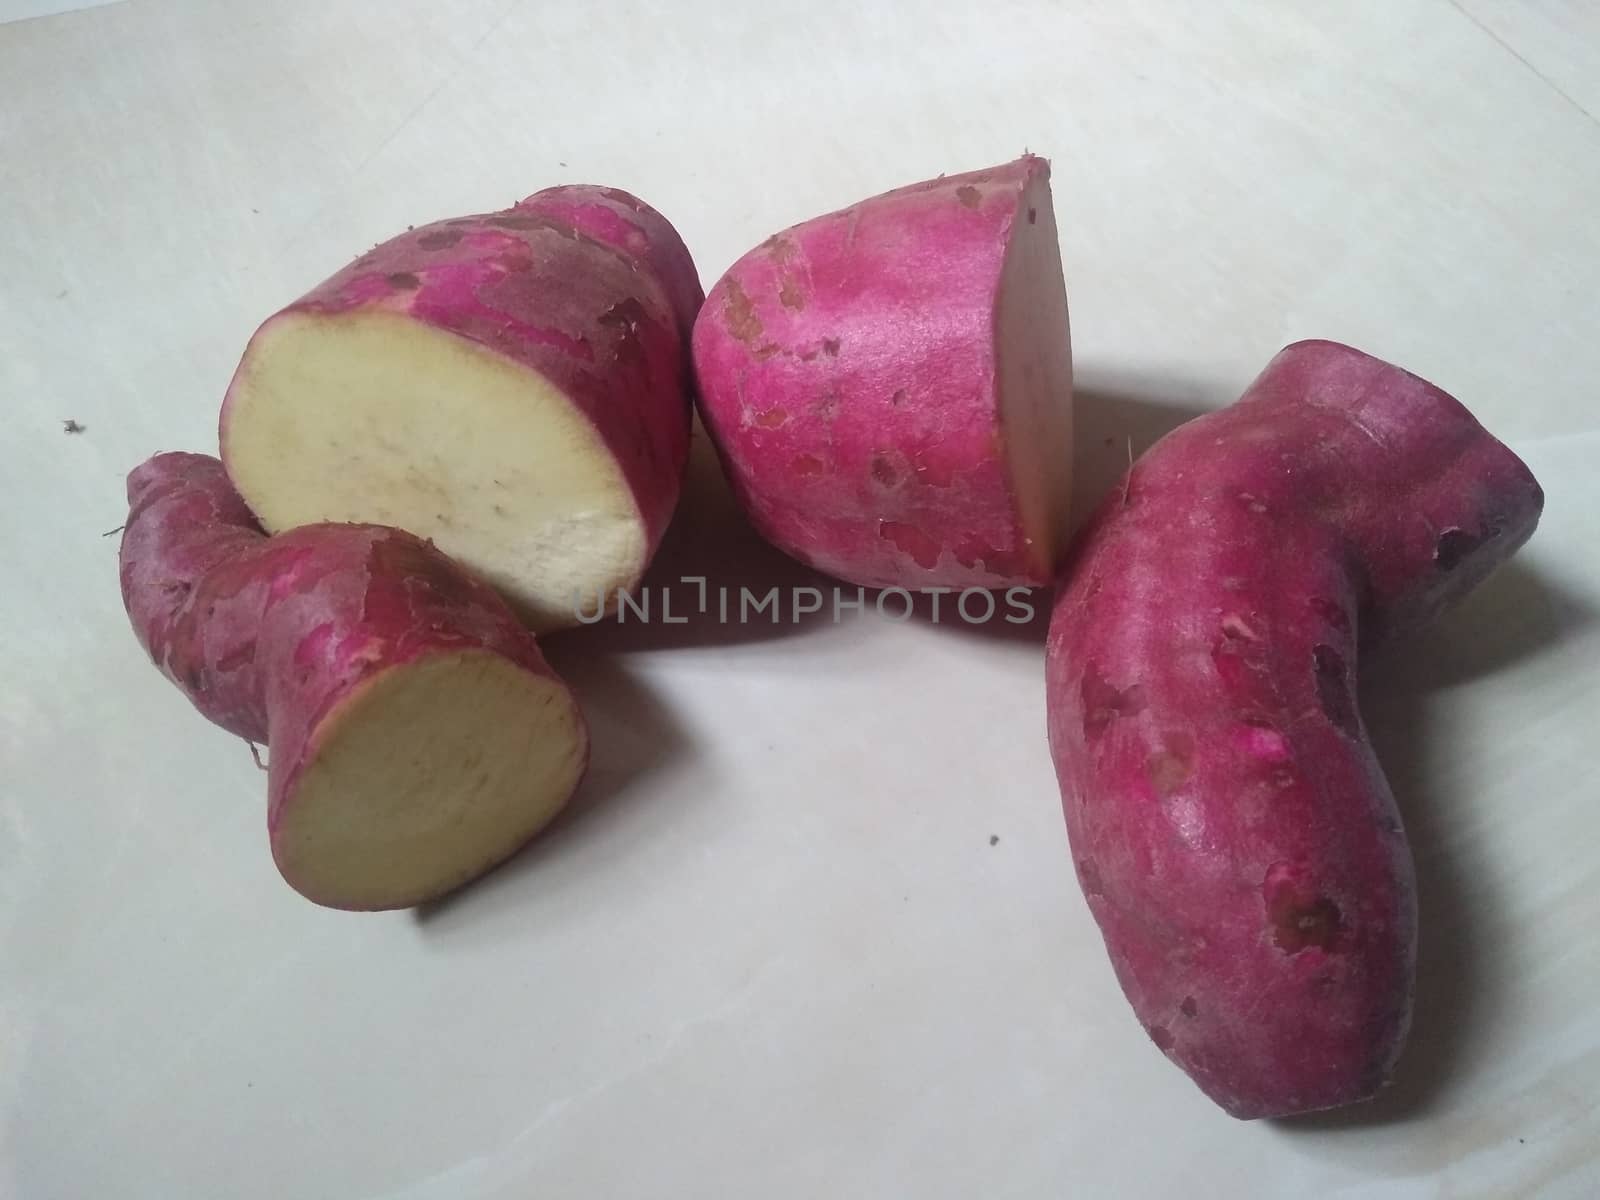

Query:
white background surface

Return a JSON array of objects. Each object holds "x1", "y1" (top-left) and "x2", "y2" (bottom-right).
[{"x1": 3, "y1": 1, "x2": 1598, "y2": 1197}]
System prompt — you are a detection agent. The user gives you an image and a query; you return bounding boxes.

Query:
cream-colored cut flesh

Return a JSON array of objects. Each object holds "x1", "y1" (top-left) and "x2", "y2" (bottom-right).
[
  {"x1": 995, "y1": 174, "x2": 1075, "y2": 573},
  {"x1": 224, "y1": 310, "x2": 645, "y2": 631},
  {"x1": 272, "y1": 650, "x2": 587, "y2": 910}
]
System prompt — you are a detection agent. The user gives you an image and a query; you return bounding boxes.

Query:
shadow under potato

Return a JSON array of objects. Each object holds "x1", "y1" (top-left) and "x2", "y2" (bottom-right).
[
  {"x1": 413, "y1": 652, "x2": 692, "y2": 926},
  {"x1": 1067, "y1": 373, "x2": 1223, "y2": 536},
  {"x1": 1277, "y1": 560, "x2": 1594, "y2": 1130}
]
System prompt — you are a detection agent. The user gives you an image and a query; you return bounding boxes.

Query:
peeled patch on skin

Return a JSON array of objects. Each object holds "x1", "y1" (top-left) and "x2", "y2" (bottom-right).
[
  {"x1": 220, "y1": 186, "x2": 700, "y2": 632},
  {"x1": 119, "y1": 452, "x2": 590, "y2": 911},
  {"x1": 691, "y1": 155, "x2": 1074, "y2": 590},
  {"x1": 1045, "y1": 340, "x2": 1544, "y2": 1119}
]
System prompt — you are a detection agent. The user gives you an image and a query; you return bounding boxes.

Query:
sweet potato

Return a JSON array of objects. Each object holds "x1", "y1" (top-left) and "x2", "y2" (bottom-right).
[
  {"x1": 1045, "y1": 341, "x2": 1544, "y2": 1118},
  {"x1": 119, "y1": 452, "x2": 589, "y2": 910},
  {"x1": 220, "y1": 186, "x2": 701, "y2": 632},
  {"x1": 692, "y1": 156, "x2": 1073, "y2": 589}
]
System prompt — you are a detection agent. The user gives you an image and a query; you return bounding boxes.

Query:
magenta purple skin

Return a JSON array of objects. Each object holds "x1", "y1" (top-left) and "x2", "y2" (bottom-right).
[
  {"x1": 220, "y1": 187, "x2": 700, "y2": 561},
  {"x1": 692, "y1": 156, "x2": 1063, "y2": 590},
  {"x1": 1045, "y1": 340, "x2": 1543, "y2": 1119}
]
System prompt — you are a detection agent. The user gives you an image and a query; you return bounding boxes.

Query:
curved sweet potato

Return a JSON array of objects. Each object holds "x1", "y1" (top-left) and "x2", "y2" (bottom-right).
[{"x1": 1045, "y1": 340, "x2": 1543, "y2": 1118}]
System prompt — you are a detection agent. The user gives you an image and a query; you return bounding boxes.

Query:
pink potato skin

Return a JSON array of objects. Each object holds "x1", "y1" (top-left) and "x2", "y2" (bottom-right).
[
  {"x1": 692, "y1": 156, "x2": 1060, "y2": 590},
  {"x1": 517, "y1": 184, "x2": 704, "y2": 340},
  {"x1": 1046, "y1": 341, "x2": 1544, "y2": 1119},
  {"x1": 220, "y1": 187, "x2": 698, "y2": 562},
  {"x1": 119, "y1": 452, "x2": 587, "y2": 909}
]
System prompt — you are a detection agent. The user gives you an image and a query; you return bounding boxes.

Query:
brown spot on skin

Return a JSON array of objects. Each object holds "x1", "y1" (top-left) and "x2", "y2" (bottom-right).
[
  {"x1": 723, "y1": 279, "x2": 763, "y2": 345},
  {"x1": 1078, "y1": 858, "x2": 1104, "y2": 896},
  {"x1": 417, "y1": 229, "x2": 463, "y2": 250},
  {"x1": 1435, "y1": 527, "x2": 1486, "y2": 570},
  {"x1": 1263, "y1": 861, "x2": 1345, "y2": 954},
  {"x1": 1147, "y1": 733, "x2": 1195, "y2": 797},
  {"x1": 821, "y1": 337, "x2": 841, "y2": 357},
  {"x1": 1313, "y1": 644, "x2": 1359, "y2": 736},
  {"x1": 956, "y1": 185, "x2": 982, "y2": 209},
  {"x1": 791, "y1": 454, "x2": 824, "y2": 477},
  {"x1": 1147, "y1": 1024, "x2": 1175, "y2": 1053},
  {"x1": 1271, "y1": 896, "x2": 1343, "y2": 954},
  {"x1": 870, "y1": 455, "x2": 899, "y2": 486},
  {"x1": 1027, "y1": 207, "x2": 1038, "y2": 224},
  {"x1": 754, "y1": 407, "x2": 789, "y2": 429},
  {"x1": 1082, "y1": 664, "x2": 1147, "y2": 735},
  {"x1": 754, "y1": 342, "x2": 783, "y2": 360},
  {"x1": 891, "y1": 388, "x2": 908, "y2": 407},
  {"x1": 778, "y1": 276, "x2": 805, "y2": 310},
  {"x1": 386, "y1": 272, "x2": 421, "y2": 290},
  {"x1": 1180, "y1": 996, "x2": 1198, "y2": 1018},
  {"x1": 485, "y1": 214, "x2": 542, "y2": 230},
  {"x1": 761, "y1": 234, "x2": 797, "y2": 262}
]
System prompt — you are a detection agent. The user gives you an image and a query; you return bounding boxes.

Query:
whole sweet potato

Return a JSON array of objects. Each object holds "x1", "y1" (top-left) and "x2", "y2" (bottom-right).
[{"x1": 1045, "y1": 341, "x2": 1543, "y2": 1118}]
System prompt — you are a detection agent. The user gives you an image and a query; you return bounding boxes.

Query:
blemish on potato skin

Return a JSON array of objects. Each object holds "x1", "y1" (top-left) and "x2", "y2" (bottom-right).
[
  {"x1": 791, "y1": 454, "x2": 825, "y2": 477},
  {"x1": 891, "y1": 388, "x2": 908, "y2": 407},
  {"x1": 484, "y1": 214, "x2": 543, "y2": 231},
  {"x1": 1081, "y1": 664, "x2": 1148, "y2": 735},
  {"x1": 723, "y1": 279, "x2": 764, "y2": 345},
  {"x1": 1147, "y1": 1024, "x2": 1175, "y2": 1052},
  {"x1": 1263, "y1": 862, "x2": 1345, "y2": 954},
  {"x1": 778, "y1": 275, "x2": 805, "y2": 310},
  {"x1": 754, "y1": 407, "x2": 789, "y2": 429},
  {"x1": 754, "y1": 342, "x2": 783, "y2": 360},
  {"x1": 1027, "y1": 207, "x2": 1038, "y2": 224},
  {"x1": 386, "y1": 272, "x2": 421, "y2": 290},
  {"x1": 1271, "y1": 896, "x2": 1344, "y2": 954},
  {"x1": 1147, "y1": 732, "x2": 1195, "y2": 797},
  {"x1": 417, "y1": 229, "x2": 463, "y2": 251},
  {"x1": 870, "y1": 454, "x2": 900, "y2": 486},
  {"x1": 821, "y1": 337, "x2": 841, "y2": 357},
  {"x1": 761, "y1": 233, "x2": 797, "y2": 263},
  {"x1": 956, "y1": 185, "x2": 982, "y2": 209},
  {"x1": 1180, "y1": 996, "x2": 1198, "y2": 1018}
]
